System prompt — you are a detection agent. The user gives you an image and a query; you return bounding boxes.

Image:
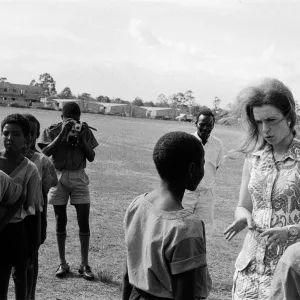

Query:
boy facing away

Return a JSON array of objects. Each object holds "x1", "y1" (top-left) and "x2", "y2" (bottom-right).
[
  {"x1": 39, "y1": 102, "x2": 98, "y2": 280},
  {"x1": 123, "y1": 131, "x2": 212, "y2": 300}
]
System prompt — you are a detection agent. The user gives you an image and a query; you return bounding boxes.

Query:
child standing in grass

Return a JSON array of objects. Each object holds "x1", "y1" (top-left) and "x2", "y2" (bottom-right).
[
  {"x1": 39, "y1": 102, "x2": 98, "y2": 280},
  {"x1": 23, "y1": 114, "x2": 58, "y2": 300},
  {"x1": 122, "y1": 131, "x2": 212, "y2": 300},
  {"x1": 0, "y1": 114, "x2": 42, "y2": 300}
]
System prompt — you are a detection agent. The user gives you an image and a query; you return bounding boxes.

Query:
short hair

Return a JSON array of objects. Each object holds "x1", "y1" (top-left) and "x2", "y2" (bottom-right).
[
  {"x1": 1, "y1": 114, "x2": 30, "y2": 137},
  {"x1": 23, "y1": 114, "x2": 40, "y2": 136},
  {"x1": 62, "y1": 102, "x2": 81, "y2": 119},
  {"x1": 237, "y1": 78, "x2": 297, "y2": 153},
  {"x1": 195, "y1": 107, "x2": 215, "y2": 123},
  {"x1": 153, "y1": 131, "x2": 204, "y2": 182}
]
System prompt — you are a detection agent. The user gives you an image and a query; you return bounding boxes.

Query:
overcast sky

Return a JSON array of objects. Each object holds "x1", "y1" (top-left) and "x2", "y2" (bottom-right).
[{"x1": 1, "y1": 0, "x2": 300, "y2": 107}]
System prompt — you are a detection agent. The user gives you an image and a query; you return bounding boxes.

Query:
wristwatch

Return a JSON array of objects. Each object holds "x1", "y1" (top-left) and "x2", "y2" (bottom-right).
[{"x1": 287, "y1": 225, "x2": 299, "y2": 241}]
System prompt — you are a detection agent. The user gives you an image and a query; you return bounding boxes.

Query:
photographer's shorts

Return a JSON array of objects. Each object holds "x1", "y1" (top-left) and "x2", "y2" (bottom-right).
[{"x1": 48, "y1": 169, "x2": 90, "y2": 205}]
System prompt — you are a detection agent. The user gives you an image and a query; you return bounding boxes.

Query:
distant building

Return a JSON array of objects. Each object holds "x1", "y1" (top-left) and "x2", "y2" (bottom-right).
[
  {"x1": 141, "y1": 107, "x2": 179, "y2": 119},
  {"x1": 97, "y1": 103, "x2": 130, "y2": 115},
  {"x1": 0, "y1": 82, "x2": 43, "y2": 104}
]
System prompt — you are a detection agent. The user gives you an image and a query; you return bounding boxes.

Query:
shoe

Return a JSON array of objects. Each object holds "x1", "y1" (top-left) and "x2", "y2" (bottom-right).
[
  {"x1": 78, "y1": 265, "x2": 95, "y2": 280},
  {"x1": 55, "y1": 263, "x2": 70, "y2": 278}
]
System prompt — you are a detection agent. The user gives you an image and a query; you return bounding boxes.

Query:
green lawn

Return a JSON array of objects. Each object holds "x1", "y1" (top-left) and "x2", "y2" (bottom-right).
[{"x1": 2, "y1": 107, "x2": 246, "y2": 300}]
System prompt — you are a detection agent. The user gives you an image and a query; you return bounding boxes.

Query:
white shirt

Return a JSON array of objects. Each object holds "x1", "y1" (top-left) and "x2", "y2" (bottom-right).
[{"x1": 182, "y1": 132, "x2": 224, "y2": 224}]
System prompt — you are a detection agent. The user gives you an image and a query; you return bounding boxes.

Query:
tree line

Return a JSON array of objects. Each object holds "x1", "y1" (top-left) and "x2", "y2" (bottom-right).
[{"x1": 1, "y1": 73, "x2": 226, "y2": 117}]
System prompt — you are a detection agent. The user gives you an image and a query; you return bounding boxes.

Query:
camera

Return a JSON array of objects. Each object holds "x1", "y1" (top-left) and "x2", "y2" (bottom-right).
[{"x1": 65, "y1": 119, "x2": 83, "y2": 146}]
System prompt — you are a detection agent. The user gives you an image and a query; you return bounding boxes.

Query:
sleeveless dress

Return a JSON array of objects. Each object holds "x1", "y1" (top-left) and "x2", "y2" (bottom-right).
[{"x1": 232, "y1": 136, "x2": 300, "y2": 299}]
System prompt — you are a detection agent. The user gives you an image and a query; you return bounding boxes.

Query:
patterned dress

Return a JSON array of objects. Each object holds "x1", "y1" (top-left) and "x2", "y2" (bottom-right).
[{"x1": 232, "y1": 136, "x2": 300, "y2": 300}]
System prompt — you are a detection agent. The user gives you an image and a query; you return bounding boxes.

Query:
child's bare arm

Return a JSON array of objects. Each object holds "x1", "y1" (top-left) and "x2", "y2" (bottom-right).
[
  {"x1": 42, "y1": 122, "x2": 72, "y2": 156},
  {"x1": 172, "y1": 269, "x2": 196, "y2": 300}
]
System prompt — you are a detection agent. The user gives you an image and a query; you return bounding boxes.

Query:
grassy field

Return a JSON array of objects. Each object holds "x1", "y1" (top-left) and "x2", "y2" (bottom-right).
[{"x1": 3, "y1": 107, "x2": 247, "y2": 300}]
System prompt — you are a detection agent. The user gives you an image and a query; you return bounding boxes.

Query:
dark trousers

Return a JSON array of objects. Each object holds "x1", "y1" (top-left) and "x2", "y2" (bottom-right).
[{"x1": 0, "y1": 221, "x2": 28, "y2": 300}]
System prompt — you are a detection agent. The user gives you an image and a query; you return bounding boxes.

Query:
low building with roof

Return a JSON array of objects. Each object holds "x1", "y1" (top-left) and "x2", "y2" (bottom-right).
[
  {"x1": 0, "y1": 82, "x2": 43, "y2": 105},
  {"x1": 141, "y1": 106, "x2": 179, "y2": 119}
]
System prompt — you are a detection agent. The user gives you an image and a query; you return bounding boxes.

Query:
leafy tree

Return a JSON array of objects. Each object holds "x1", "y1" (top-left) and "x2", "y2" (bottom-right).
[
  {"x1": 213, "y1": 96, "x2": 221, "y2": 110},
  {"x1": 132, "y1": 97, "x2": 144, "y2": 106},
  {"x1": 57, "y1": 87, "x2": 73, "y2": 99},
  {"x1": 156, "y1": 94, "x2": 169, "y2": 107},
  {"x1": 96, "y1": 95, "x2": 111, "y2": 103},
  {"x1": 0, "y1": 77, "x2": 7, "y2": 83},
  {"x1": 184, "y1": 90, "x2": 195, "y2": 107},
  {"x1": 78, "y1": 93, "x2": 94, "y2": 101},
  {"x1": 143, "y1": 101, "x2": 155, "y2": 107},
  {"x1": 29, "y1": 79, "x2": 37, "y2": 86},
  {"x1": 37, "y1": 73, "x2": 57, "y2": 97}
]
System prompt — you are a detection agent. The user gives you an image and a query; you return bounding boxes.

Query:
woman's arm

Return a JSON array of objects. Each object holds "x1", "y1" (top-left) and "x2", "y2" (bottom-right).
[{"x1": 224, "y1": 159, "x2": 255, "y2": 240}]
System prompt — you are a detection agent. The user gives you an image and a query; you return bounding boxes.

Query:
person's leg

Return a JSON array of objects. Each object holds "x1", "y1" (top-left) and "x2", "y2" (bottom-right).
[
  {"x1": 54, "y1": 205, "x2": 68, "y2": 265},
  {"x1": 26, "y1": 256, "x2": 34, "y2": 300},
  {"x1": 26, "y1": 250, "x2": 38, "y2": 300},
  {"x1": 74, "y1": 203, "x2": 90, "y2": 266},
  {"x1": 74, "y1": 203, "x2": 94, "y2": 280},
  {"x1": 12, "y1": 221, "x2": 29, "y2": 300},
  {"x1": 12, "y1": 262, "x2": 27, "y2": 300},
  {"x1": 0, "y1": 264, "x2": 12, "y2": 300},
  {"x1": 53, "y1": 205, "x2": 70, "y2": 277}
]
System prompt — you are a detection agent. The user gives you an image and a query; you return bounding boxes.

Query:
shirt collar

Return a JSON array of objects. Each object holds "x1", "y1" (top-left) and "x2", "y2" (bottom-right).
[
  {"x1": 193, "y1": 131, "x2": 211, "y2": 144},
  {"x1": 252, "y1": 134, "x2": 300, "y2": 162}
]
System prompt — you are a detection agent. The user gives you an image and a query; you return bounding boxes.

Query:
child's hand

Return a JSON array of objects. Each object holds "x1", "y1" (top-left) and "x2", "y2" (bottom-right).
[
  {"x1": 77, "y1": 123, "x2": 88, "y2": 144},
  {"x1": 59, "y1": 120, "x2": 73, "y2": 142}
]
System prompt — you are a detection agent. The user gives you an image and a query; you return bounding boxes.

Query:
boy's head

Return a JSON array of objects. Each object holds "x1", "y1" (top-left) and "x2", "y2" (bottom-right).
[
  {"x1": 23, "y1": 114, "x2": 40, "y2": 149},
  {"x1": 61, "y1": 102, "x2": 81, "y2": 121},
  {"x1": 1, "y1": 114, "x2": 30, "y2": 153},
  {"x1": 153, "y1": 131, "x2": 205, "y2": 191}
]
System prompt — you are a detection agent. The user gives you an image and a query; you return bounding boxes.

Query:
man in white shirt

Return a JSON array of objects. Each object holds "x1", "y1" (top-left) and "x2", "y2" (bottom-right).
[{"x1": 183, "y1": 108, "x2": 224, "y2": 225}]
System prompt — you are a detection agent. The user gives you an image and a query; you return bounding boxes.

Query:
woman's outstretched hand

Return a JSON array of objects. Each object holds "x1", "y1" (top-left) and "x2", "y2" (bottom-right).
[{"x1": 224, "y1": 217, "x2": 255, "y2": 241}]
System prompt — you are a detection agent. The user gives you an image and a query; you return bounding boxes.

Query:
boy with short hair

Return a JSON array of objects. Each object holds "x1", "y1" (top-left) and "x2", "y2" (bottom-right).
[
  {"x1": 39, "y1": 102, "x2": 98, "y2": 280},
  {"x1": 0, "y1": 114, "x2": 42, "y2": 300},
  {"x1": 23, "y1": 114, "x2": 58, "y2": 300},
  {"x1": 123, "y1": 131, "x2": 212, "y2": 300}
]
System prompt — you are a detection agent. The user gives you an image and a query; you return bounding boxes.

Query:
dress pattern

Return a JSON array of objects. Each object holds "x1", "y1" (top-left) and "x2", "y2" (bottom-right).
[{"x1": 233, "y1": 136, "x2": 300, "y2": 300}]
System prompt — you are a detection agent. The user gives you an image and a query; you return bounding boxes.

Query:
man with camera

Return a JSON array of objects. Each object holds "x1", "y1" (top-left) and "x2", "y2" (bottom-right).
[{"x1": 39, "y1": 102, "x2": 98, "y2": 280}]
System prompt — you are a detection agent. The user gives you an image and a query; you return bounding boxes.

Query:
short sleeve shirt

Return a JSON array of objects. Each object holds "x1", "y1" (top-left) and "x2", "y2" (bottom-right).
[
  {"x1": 124, "y1": 193, "x2": 212, "y2": 299},
  {"x1": 0, "y1": 171, "x2": 22, "y2": 205},
  {"x1": 39, "y1": 122, "x2": 99, "y2": 171},
  {"x1": 9, "y1": 158, "x2": 42, "y2": 222},
  {"x1": 28, "y1": 152, "x2": 58, "y2": 209}
]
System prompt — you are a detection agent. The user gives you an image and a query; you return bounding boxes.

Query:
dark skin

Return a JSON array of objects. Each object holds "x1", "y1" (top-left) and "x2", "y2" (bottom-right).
[
  {"x1": 42, "y1": 114, "x2": 95, "y2": 162},
  {"x1": 0, "y1": 124, "x2": 41, "y2": 247},
  {"x1": 195, "y1": 114, "x2": 219, "y2": 170},
  {"x1": 195, "y1": 114, "x2": 215, "y2": 146},
  {"x1": 122, "y1": 161, "x2": 205, "y2": 300}
]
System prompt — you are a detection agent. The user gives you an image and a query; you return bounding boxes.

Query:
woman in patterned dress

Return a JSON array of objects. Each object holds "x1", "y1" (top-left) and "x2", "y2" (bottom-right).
[{"x1": 224, "y1": 78, "x2": 300, "y2": 299}]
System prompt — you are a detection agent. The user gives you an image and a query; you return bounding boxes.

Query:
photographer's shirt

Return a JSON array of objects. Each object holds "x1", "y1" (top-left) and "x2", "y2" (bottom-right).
[{"x1": 39, "y1": 123, "x2": 98, "y2": 171}]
